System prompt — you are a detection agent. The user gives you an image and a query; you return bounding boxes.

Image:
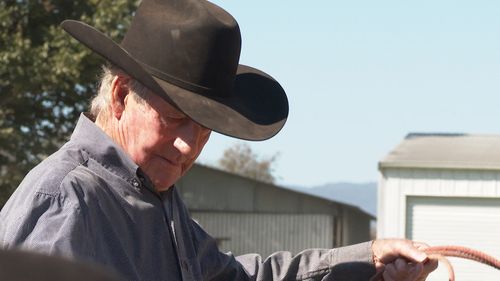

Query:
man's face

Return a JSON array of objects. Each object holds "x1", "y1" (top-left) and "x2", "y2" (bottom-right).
[{"x1": 119, "y1": 92, "x2": 211, "y2": 191}]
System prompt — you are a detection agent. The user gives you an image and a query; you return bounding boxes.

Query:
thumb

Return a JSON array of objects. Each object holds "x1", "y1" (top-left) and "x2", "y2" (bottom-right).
[{"x1": 397, "y1": 241, "x2": 428, "y2": 263}]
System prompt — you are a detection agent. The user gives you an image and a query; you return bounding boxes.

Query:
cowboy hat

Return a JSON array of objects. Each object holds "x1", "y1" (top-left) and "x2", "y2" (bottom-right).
[{"x1": 61, "y1": 0, "x2": 288, "y2": 140}]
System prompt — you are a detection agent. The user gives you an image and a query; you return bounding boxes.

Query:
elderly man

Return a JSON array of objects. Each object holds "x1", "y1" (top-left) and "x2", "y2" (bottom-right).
[{"x1": 0, "y1": 0, "x2": 437, "y2": 280}]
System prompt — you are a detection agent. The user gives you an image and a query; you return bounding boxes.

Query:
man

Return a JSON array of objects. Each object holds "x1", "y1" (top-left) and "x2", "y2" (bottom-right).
[{"x1": 0, "y1": 0, "x2": 437, "y2": 280}]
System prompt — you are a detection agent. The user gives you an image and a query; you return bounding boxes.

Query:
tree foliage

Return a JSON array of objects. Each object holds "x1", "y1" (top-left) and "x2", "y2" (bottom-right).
[
  {"x1": 0, "y1": 0, "x2": 139, "y2": 206},
  {"x1": 218, "y1": 143, "x2": 279, "y2": 184}
]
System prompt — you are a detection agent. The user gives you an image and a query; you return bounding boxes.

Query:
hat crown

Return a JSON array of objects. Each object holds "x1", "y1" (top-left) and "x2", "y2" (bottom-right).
[
  {"x1": 121, "y1": 0, "x2": 241, "y2": 97},
  {"x1": 60, "y1": 0, "x2": 288, "y2": 141}
]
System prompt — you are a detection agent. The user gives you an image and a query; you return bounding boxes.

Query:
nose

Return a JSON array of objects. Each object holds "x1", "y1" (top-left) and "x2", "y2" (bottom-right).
[{"x1": 173, "y1": 121, "x2": 203, "y2": 162}]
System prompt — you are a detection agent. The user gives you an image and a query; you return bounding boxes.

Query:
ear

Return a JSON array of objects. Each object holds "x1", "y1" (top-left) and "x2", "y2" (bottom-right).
[{"x1": 110, "y1": 76, "x2": 130, "y2": 120}]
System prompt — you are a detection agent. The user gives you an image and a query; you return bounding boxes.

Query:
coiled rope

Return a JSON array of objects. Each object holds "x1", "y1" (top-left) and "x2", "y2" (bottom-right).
[{"x1": 424, "y1": 245, "x2": 500, "y2": 281}]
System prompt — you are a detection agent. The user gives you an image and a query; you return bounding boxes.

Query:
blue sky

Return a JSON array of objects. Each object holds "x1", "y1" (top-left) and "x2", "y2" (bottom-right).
[{"x1": 197, "y1": 0, "x2": 500, "y2": 187}]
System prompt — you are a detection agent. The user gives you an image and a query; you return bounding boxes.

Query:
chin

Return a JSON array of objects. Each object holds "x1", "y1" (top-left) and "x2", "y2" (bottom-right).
[
  {"x1": 155, "y1": 184, "x2": 173, "y2": 192},
  {"x1": 152, "y1": 175, "x2": 178, "y2": 192},
  {"x1": 147, "y1": 165, "x2": 181, "y2": 190}
]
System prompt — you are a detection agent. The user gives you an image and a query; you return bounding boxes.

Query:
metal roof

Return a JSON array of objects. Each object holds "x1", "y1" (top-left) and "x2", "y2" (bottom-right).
[
  {"x1": 191, "y1": 163, "x2": 376, "y2": 220},
  {"x1": 379, "y1": 133, "x2": 500, "y2": 171}
]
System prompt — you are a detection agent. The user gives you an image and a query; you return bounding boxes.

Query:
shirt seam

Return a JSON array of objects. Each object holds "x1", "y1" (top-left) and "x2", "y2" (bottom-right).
[
  {"x1": 294, "y1": 266, "x2": 331, "y2": 280},
  {"x1": 33, "y1": 158, "x2": 82, "y2": 207},
  {"x1": 81, "y1": 147, "x2": 137, "y2": 185},
  {"x1": 34, "y1": 190, "x2": 59, "y2": 198}
]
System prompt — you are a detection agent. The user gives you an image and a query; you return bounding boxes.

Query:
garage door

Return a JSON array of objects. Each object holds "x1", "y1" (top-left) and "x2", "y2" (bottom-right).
[{"x1": 406, "y1": 196, "x2": 500, "y2": 281}]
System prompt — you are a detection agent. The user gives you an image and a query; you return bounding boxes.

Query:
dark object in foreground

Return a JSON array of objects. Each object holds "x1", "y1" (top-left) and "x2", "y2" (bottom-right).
[{"x1": 0, "y1": 249, "x2": 122, "y2": 281}]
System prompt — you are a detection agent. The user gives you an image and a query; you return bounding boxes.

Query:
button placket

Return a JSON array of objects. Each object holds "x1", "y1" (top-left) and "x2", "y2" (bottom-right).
[{"x1": 131, "y1": 178, "x2": 140, "y2": 188}]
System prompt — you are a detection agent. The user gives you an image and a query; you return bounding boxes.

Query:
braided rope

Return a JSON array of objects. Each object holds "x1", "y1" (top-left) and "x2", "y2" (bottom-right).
[{"x1": 424, "y1": 245, "x2": 499, "y2": 281}]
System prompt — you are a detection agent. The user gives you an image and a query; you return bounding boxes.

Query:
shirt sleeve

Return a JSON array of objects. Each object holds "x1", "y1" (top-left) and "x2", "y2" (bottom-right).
[
  {"x1": 0, "y1": 189, "x2": 95, "y2": 261},
  {"x1": 235, "y1": 242, "x2": 375, "y2": 281},
  {"x1": 190, "y1": 219, "x2": 376, "y2": 281}
]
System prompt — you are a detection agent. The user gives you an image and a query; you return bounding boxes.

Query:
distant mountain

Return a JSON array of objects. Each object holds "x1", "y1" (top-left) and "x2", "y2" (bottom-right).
[{"x1": 286, "y1": 182, "x2": 377, "y2": 217}]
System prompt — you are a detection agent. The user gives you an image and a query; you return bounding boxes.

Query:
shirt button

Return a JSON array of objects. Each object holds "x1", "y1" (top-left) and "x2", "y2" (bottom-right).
[{"x1": 132, "y1": 179, "x2": 140, "y2": 187}]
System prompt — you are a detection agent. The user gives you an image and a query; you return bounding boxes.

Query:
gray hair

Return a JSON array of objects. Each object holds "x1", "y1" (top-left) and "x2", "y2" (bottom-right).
[{"x1": 90, "y1": 65, "x2": 152, "y2": 118}]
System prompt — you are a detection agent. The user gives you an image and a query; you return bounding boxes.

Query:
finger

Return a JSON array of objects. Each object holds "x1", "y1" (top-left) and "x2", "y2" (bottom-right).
[
  {"x1": 407, "y1": 262, "x2": 424, "y2": 281},
  {"x1": 374, "y1": 261, "x2": 386, "y2": 276},
  {"x1": 395, "y1": 240, "x2": 428, "y2": 263},
  {"x1": 372, "y1": 239, "x2": 428, "y2": 265},
  {"x1": 382, "y1": 272, "x2": 395, "y2": 281},
  {"x1": 412, "y1": 241, "x2": 430, "y2": 250},
  {"x1": 383, "y1": 263, "x2": 398, "y2": 281},
  {"x1": 395, "y1": 258, "x2": 408, "y2": 272},
  {"x1": 422, "y1": 257, "x2": 439, "y2": 275}
]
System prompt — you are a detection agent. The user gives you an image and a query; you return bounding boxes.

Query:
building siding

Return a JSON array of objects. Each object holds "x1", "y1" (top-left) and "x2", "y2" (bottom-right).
[
  {"x1": 378, "y1": 167, "x2": 500, "y2": 281},
  {"x1": 192, "y1": 212, "x2": 334, "y2": 257},
  {"x1": 405, "y1": 196, "x2": 500, "y2": 281},
  {"x1": 341, "y1": 208, "x2": 372, "y2": 246},
  {"x1": 378, "y1": 168, "x2": 500, "y2": 238},
  {"x1": 177, "y1": 164, "x2": 373, "y2": 256}
]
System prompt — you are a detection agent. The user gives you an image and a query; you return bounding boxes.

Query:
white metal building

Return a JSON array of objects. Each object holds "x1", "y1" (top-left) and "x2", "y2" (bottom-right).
[
  {"x1": 378, "y1": 133, "x2": 500, "y2": 281},
  {"x1": 177, "y1": 164, "x2": 374, "y2": 257}
]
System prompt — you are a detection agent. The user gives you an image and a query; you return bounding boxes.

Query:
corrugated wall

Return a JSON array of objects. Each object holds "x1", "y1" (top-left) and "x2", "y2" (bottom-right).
[
  {"x1": 177, "y1": 165, "x2": 340, "y2": 214},
  {"x1": 192, "y1": 212, "x2": 334, "y2": 257},
  {"x1": 405, "y1": 196, "x2": 500, "y2": 281},
  {"x1": 378, "y1": 168, "x2": 500, "y2": 238},
  {"x1": 378, "y1": 167, "x2": 500, "y2": 281},
  {"x1": 341, "y1": 207, "x2": 372, "y2": 246}
]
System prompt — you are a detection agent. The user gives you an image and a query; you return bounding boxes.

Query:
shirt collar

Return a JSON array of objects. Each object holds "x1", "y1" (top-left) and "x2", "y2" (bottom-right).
[{"x1": 70, "y1": 113, "x2": 141, "y2": 185}]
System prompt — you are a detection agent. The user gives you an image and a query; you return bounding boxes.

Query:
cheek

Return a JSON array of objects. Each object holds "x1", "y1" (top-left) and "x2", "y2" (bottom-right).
[
  {"x1": 180, "y1": 132, "x2": 211, "y2": 174},
  {"x1": 133, "y1": 126, "x2": 169, "y2": 162},
  {"x1": 132, "y1": 136, "x2": 160, "y2": 164},
  {"x1": 125, "y1": 110, "x2": 164, "y2": 162}
]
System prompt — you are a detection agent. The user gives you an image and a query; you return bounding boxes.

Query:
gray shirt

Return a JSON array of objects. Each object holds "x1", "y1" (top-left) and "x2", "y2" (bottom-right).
[{"x1": 0, "y1": 113, "x2": 376, "y2": 281}]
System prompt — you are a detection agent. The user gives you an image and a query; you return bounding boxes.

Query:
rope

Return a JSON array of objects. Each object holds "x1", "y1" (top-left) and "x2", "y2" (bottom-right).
[
  {"x1": 424, "y1": 245, "x2": 500, "y2": 281},
  {"x1": 370, "y1": 245, "x2": 500, "y2": 281}
]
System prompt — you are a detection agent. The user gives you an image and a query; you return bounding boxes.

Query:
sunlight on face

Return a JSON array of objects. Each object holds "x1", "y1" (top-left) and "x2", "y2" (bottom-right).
[{"x1": 121, "y1": 93, "x2": 211, "y2": 191}]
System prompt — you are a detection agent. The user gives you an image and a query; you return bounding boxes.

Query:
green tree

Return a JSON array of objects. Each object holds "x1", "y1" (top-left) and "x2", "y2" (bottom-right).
[
  {"x1": 0, "y1": 0, "x2": 139, "y2": 206},
  {"x1": 218, "y1": 143, "x2": 279, "y2": 184}
]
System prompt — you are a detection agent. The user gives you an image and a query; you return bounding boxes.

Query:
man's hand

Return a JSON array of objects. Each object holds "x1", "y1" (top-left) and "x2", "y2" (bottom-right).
[{"x1": 370, "y1": 239, "x2": 439, "y2": 281}]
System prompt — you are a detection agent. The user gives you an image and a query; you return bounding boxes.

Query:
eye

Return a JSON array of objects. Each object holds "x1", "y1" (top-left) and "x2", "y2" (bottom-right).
[
  {"x1": 158, "y1": 114, "x2": 185, "y2": 127},
  {"x1": 161, "y1": 109, "x2": 187, "y2": 120},
  {"x1": 165, "y1": 113, "x2": 185, "y2": 120},
  {"x1": 164, "y1": 107, "x2": 187, "y2": 120}
]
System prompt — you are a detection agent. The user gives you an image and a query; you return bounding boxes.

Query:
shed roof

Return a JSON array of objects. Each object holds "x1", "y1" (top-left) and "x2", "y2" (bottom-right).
[
  {"x1": 379, "y1": 133, "x2": 500, "y2": 171},
  {"x1": 189, "y1": 164, "x2": 376, "y2": 220}
]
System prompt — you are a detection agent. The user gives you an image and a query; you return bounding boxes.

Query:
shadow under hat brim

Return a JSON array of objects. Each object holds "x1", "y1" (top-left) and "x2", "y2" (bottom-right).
[{"x1": 61, "y1": 20, "x2": 288, "y2": 141}]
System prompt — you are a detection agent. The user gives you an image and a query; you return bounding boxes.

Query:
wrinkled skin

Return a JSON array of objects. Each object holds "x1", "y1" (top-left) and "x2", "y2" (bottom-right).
[
  {"x1": 97, "y1": 76, "x2": 211, "y2": 191},
  {"x1": 371, "y1": 239, "x2": 439, "y2": 281}
]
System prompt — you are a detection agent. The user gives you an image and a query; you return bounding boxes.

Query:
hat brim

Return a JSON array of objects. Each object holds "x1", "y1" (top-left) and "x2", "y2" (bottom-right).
[{"x1": 61, "y1": 20, "x2": 288, "y2": 141}]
